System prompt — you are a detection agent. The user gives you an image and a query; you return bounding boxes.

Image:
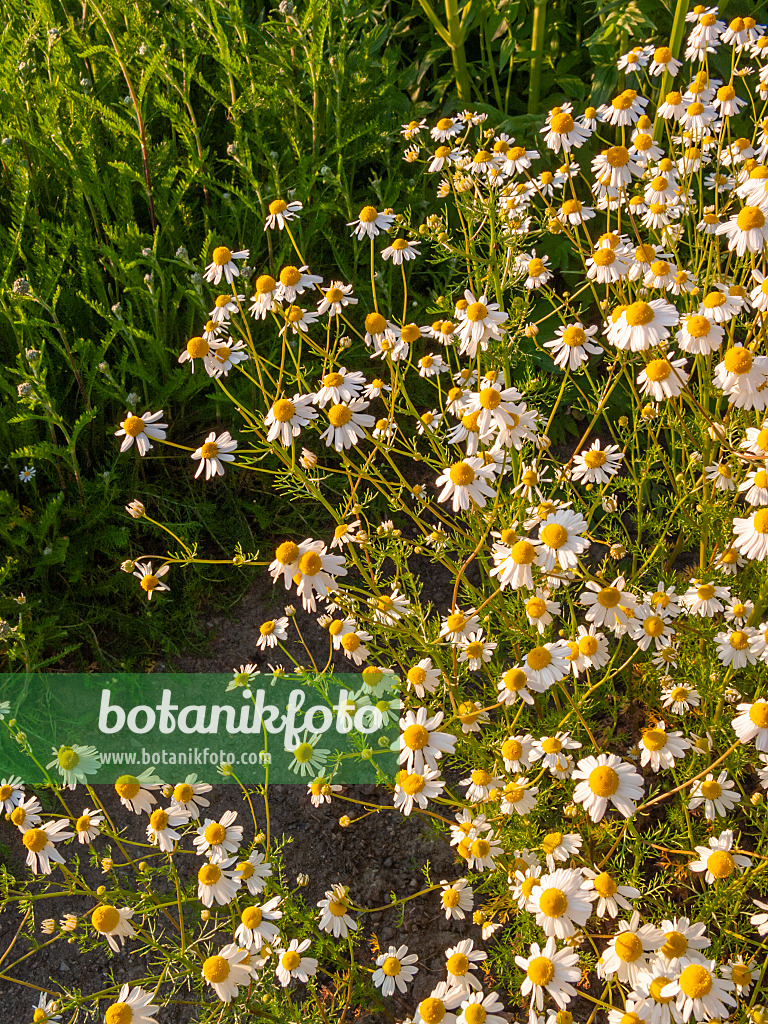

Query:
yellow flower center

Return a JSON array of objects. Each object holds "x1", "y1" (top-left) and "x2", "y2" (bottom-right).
[
  {"x1": 470, "y1": 838, "x2": 491, "y2": 858},
  {"x1": 539, "y1": 887, "x2": 568, "y2": 917},
  {"x1": 149, "y1": 809, "x2": 168, "y2": 831},
  {"x1": 541, "y1": 523, "x2": 568, "y2": 549},
  {"x1": 541, "y1": 737, "x2": 561, "y2": 754},
  {"x1": 327, "y1": 403, "x2": 352, "y2": 427},
  {"x1": 589, "y1": 766, "x2": 620, "y2": 796},
  {"x1": 212, "y1": 246, "x2": 232, "y2": 266},
  {"x1": 550, "y1": 112, "x2": 575, "y2": 134},
  {"x1": 606, "y1": 145, "x2": 629, "y2": 168},
  {"x1": 275, "y1": 541, "x2": 299, "y2": 565},
  {"x1": 528, "y1": 258, "x2": 546, "y2": 278},
  {"x1": 584, "y1": 449, "x2": 607, "y2": 468},
  {"x1": 382, "y1": 955, "x2": 402, "y2": 976},
  {"x1": 503, "y1": 668, "x2": 528, "y2": 691},
  {"x1": 359, "y1": 205, "x2": 379, "y2": 223},
  {"x1": 204, "y1": 822, "x2": 227, "y2": 845},
  {"x1": 22, "y1": 828, "x2": 48, "y2": 853},
  {"x1": 464, "y1": 1006, "x2": 486, "y2": 1024},
  {"x1": 123, "y1": 415, "x2": 146, "y2": 438},
  {"x1": 269, "y1": 199, "x2": 288, "y2": 215},
  {"x1": 527, "y1": 647, "x2": 552, "y2": 671},
  {"x1": 204, "y1": 954, "x2": 231, "y2": 983},
  {"x1": 75, "y1": 814, "x2": 92, "y2": 832},
  {"x1": 593, "y1": 248, "x2": 617, "y2": 267},
  {"x1": 198, "y1": 862, "x2": 222, "y2": 885},
  {"x1": 707, "y1": 850, "x2": 735, "y2": 878},
  {"x1": 642, "y1": 729, "x2": 668, "y2": 751},
  {"x1": 649, "y1": 977, "x2": 675, "y2": 1003},
  {"x1": 281, "y1": 949, "x2": 302, "y2": 971},
  {"x1": 644, "y1": 615, "x2": 666, "y2": 637},
  {"x1": 526, "y1": 597, "x2": 547, "y2": 618},
  {"x1": 685, "y1": 315, "x2": 710, "y2": 338},
  {"x1": 187, "y1": 336, "x2": 208, "y2": 358},
  {"x1": 511, "y1": 540, "x2": 536, "y2": 565},
  {"x1": 446, "y1": 952, "x2": 470, "y2": 976},
  {"x1": 579, "y1": 635, "x2": 599, "y2": 656},
  {"x1": 403, "y1": 724, "x2": 429, "y2": 750},
  {"x1": 737, "y1": 206, "x2": 766, "y2": 230},
  {"x1": 527, "y1": 956, "x2": 555, "y2": 985},
  {"x1": 755, "y1": 509, "x2": 768, "y2": 534},
  {"x1": 105, "y1": 1003, "x2": 133, "y2": 1024},
  {"x1": 593, "y1": 872, "x2": 618, "y2": 897},
  {"x1": 466, "y1": 302, "x2": 488, "y2": 322},
  {"x1": 450, "y1": 462, "x2": 476, "y2": 486},
  {"x1": 729, "y1": 630, "x2": 749, "y2": 650},
  {"x1": 625, "y1": 301, "x2": 654, "y2": 326},
  {"x1": 732, "y1": 964, "x2": 753, "y2": 987},
  {"x1": 200, "y1": 442, "x2": 219, "y2": 460},
  {"x1": 679, "y1": 964, "x2": 713, "y2": 998},
  {"x1": 597, "y1": 586, "x2": 622, "y2": 608},
  {"x1": 401, "y1": 773, "x2": 426, "y2": 795},
  {"x1": 115, "y1": 775, "x2": 141, "y2": 800},
  {"x1": 644, "y1": 359, "x2": 671, "y2": 383},
  {"x1": 749, "y1": 702, "x2": 768, "y2": 727},
  {"x1": 615, "y1": 932, "x2": 644, "y2": 963},
  {"x1": 92, "y1": 905, "x2": 120, "y2": 933},
  {"x1": 419, "y1": 997, "x2": 446, "y2": 1024}
]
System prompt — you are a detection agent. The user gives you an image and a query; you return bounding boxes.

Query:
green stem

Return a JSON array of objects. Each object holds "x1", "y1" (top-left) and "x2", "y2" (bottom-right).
[{"x1": 528, "y1": 0, "x2": 547, "y2": 115}]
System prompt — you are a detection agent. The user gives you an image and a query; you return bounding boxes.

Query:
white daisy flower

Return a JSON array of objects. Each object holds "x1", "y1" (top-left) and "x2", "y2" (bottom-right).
[
  {"x1": 193, "y1": 810, "x2": 243, "y2": 863},
  {"x1": 91, "y1": 904, "x2": 136, "y2": 952},
  {"x1": 572, "y1": 753, "x2": 644, "y2": 821},
  {"x1": 732, "y1": 699, "x2": 768, "y2": 750},
  {"x1": 373, "y1": 944, "x2": 419, "y2": 996},
  {"x1": 348, "y1": 205, "x2": 396, "y2": 240},
  {"x1": 265, "y1": 394, "x2": 318, "y2": 445},
  {"x1": 115, "y1": 409, "x2": 168, "y2": 456},
  {"x1": 638, "y1": 723, "x2": 689, "y2": 771},
  {"x1": 264, "y1": 198, "x2": 303, "y2": 230},
  {"x1": 191, "y1": 430, "x2": 238, "y2": 480},
  {"x1": 204, "y1": 245, "x2": 249, "y2": 285},
  {"x1": 571, "y1": 439, "x2": 624, "y2": 485},
  {"x1": 689, "y1": 829, "x2": 752, "y2": 882},
  {"x1": 321, "y1": 400, "x2": 375, "y2": 451},
  {"x1": 202, "y1": 943, "x2": 253, "y2": 1001},
  {"x1": 598, "y1": 910, "x2": 665, "y2": 985},
  {"x1": 515, "y1": 937, "x2": 580, "y2": 1012},
  {"x1": 581, "y1": 867, "x2": 640, "y2": 918},
  {"x1": 274, "y1": 938, "x2": 318, "y2": 987},
  {"x1": 197, "y1": 856, "x2": 242, "y2": 907},
  {"x1": 103, "y1": 985, "x2": 159, "y2": 1024}
]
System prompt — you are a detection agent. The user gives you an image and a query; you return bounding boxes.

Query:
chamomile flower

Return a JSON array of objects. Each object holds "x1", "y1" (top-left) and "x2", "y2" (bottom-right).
[
  {"x1": 193, "y1": 810, "x2": 243, "y2": 863},
  {"x1": 21, "y1": 819, "x2": 74, "y2": 875},
  {"x1": 600, "y1": 911, "x2": 665, "y2": 986},
  {"x1": 348, "y1": 205, "x2": 396, "y2": 240},
  {"x1": 264, "y1": 198, "x2": 303, "y2": 230},
  {"x1": 661, "y1": 683, "x2": 700, "y2": 714},
  {"x1": 321, "y1": 400, "x2": 375, "y2": 452},
  {"x1": 146, "y1": 805, "x2": 189, "y2": 853},
  {"x1": 441, "y1": 878, "x2": 474, "y2": 920},
  {"x1": 265, "y1": 394, "x2": 319, "y2": 445},
  {"x1": 581, "y1": 868, "x2": 640, "y2": 918},
  {"x1": 435, "y1": 457, "x2": 497, "y2": 511},
  {"x1": 103, "y1": 985, "x2": 159, "y2": 1024},
  {"x1": 572, "y1": 754, "x2": 644, "y2": 821},
  {"x1": 571, "y1": 439, "x2": 624, "y2": 484},
  {"x1": 91, "y1": 904, "x2": 136, "y2": 952},
  {"x1": 114, "y1": 773, "x2": 161, "y2": 815},
  {"x1": 732, "y1": 699, "x2": 768, "y2": 749},
  {"x1": 197, "y1": 857, "x2": 241, "y2": 908},
  {"x1": 381, "y1": 238, "x2": 421, "y2": 264},
  {"x1": 169, "y1": 779, "x2": 212, "y2": 818},
  {"x1": 191, "y1": 431, "x2": 238, "y2": 480},
  {"x1": 638, "y1": 723, "x2": 690, "y2": 770},
  {"x1": 46, "y1": 744, "x2": 101, "y2": 789},
  {"x1": 689, "y1": 829, "x2": 752, "y2": 882},
  {"x1": 715, "y1": 625, "x2": 758, "y2": 667},
  {"x1": 515, "y1": 937, "x2": 580, "y2": 1012},
  {"x1": 204, "y1": 246, "x2": 249, "y2": 285},
  {"x1": 732, "y1": 507, "x2": 768, "y2": 560},
  {"x1": 536, "y1": 510, "x2": 590, "y2": 571},
  {"x1": 373, "y1": 944, "x2": 419, "y2": 996},
  {"x1": 399, "y1": 707, "x2": 457, "y2": 773},
  {"x1": 688, "y1": 771, "x2": 741, "y2": 819},
  {"x1": 202, "y1": 943, "x2": 253, "y2": 1001},
  {"x1": 115, "y1": 410, "x2": 168, "y2": 456},
  {"x1": 0, "y1": 776, "x2": 24, "y2": 814}
]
